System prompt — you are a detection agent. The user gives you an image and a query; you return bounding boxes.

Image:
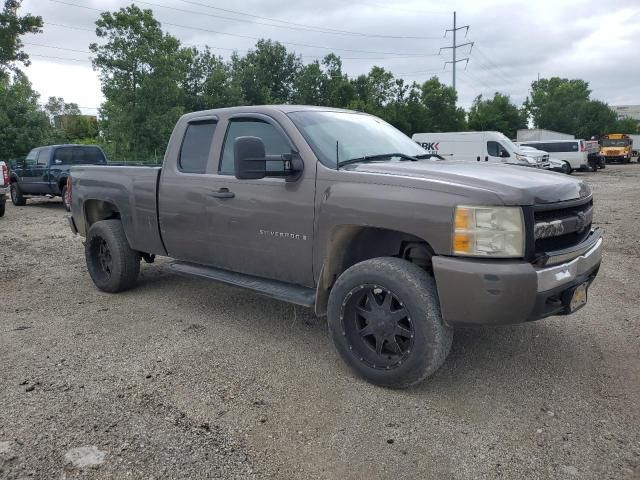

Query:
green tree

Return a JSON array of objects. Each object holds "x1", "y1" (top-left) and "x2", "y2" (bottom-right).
[
  {"x1": 231, "y1": 39, "x2": 302, "y2": 104},
  {"x1": 182, "y1": 47, "x2": 241, "y2": 111},
  {"x1": 90, "y1": 5, "x2": 189, "y2": 161},
  {"x1": 0, "y1": 71, "x2": 50, "y2": 159},
  {"x1": 0, "y1": 0, "x2": 42, "y2": 77},
  {"x1": 614, "y1": 116, "x2": 639, "y2": 134},
  {"x1": 574, "y1": 100, "x2": 618, "y2": 139},
  {"x1": 420, "y1": 76, "x2": 466, "y2": 132},
  {"x1": 468, "y1": 92, "x2": 527, "y2": 138},
  {"x1": 524, "y1": 77, "x2": 591, "y2": 135}
]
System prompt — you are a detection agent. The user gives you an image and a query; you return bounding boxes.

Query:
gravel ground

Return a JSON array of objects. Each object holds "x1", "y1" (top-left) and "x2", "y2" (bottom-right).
[{"x1": 1, "y1": 164, "x2": 639, "y2": 479}]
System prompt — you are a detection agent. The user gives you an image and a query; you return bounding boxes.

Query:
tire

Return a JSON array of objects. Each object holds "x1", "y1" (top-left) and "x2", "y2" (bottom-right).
[
  {"x1": 62, "y1": 185, "x2": 71, "y2": 211},
  {"x1": 561, "y1": 162, "x2": 571, "y2": 175},
  {"x1": 590, "y1": 162, "x2": 598, "y2": 172},
  {"x1": 0, "y1": 199, "x2": 5, "y2": 217},
  {"x1": 10, "y1": 183, "x2": 26, "y2": 206},
  {"x1": 327, "y1": 257, "x2": 453, "y2": 388},
  {"x1": 85, "y1": 219, "x2": 140, "y2": 293}
]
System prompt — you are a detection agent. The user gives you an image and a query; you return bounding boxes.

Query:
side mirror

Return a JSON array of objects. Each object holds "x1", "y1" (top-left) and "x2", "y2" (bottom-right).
[
  {"x1": 234, "y1": 136, "x2": 267, "y2": 180},
  {"x1": 234, "y1": 136, "x2": 303, "y2": 181}
]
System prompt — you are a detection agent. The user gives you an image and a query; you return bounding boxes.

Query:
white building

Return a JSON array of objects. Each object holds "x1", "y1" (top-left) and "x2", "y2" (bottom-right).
[{"x1": 611, "y1": 105, "x2": 640, "y2": 121}]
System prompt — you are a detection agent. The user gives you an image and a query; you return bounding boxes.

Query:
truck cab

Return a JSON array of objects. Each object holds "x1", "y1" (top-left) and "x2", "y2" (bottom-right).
[{"x1": 10, "y1": 144, "x2": 107, "y2": 210}]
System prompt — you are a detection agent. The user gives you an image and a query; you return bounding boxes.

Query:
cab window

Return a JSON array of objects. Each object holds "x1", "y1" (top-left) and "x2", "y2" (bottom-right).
[
  {"x1": 219, "y1": 119, "x2": 290, "y2": 175},
  {"x1": 179, "y1": 120, "x2": 217, "y2": 173},
  {"x1": 36, "y1": 148, "x2": 51, "y2": 167},
  {"x1": 25, "y1": 149, "x2": 38, "y2": 168},
  {"x1": 487, "y1": 141, "x2": 509, "y2": 157}
]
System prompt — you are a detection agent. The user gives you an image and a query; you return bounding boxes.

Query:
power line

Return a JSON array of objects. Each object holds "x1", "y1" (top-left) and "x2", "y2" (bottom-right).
[
  {"x1": 29, "y1": 53, "x2": 90, "y2": 63},
  {"x1": 132, "y1": 0, "x2": 445, "y2": 40},
  {"x1": 46, "y1": 0, "x2": 441, "y2": 57},
  {"x1": 28, "y1": 33, "x2": 445, "y2": 62}
]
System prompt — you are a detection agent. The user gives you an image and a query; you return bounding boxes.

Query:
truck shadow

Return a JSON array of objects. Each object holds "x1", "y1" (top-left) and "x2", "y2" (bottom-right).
[{"x1": 133, "y1": 265, "x2": 589, "y2": 396}]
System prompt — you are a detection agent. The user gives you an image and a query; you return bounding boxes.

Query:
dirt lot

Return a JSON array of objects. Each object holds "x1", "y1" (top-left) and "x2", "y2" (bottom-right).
[{"x1": 1, "y1": 164, "x2": 639, "y2": 480}]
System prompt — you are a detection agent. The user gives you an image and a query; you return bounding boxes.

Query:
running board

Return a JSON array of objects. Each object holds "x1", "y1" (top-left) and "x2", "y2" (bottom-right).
[{"x1": 167, "y1": 261, "x2": 316, "y2": 308}]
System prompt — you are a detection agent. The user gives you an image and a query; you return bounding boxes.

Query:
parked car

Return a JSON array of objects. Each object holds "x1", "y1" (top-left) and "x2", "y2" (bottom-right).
[
  {"x1": 9, "y1": 144, "x2": 107, "y2": 211},
  {"x1": 518, "y1": 140, "x2": 600, "y2": 172},
  {"x1": 0, "y1": 161, "x2": 9, "y2": 217},
  {"x1": 412, "y1": 131, "x2": 547, "y2": 168},
  {"x1": 516, "y1": 145, "x2": 554, "y2": 171},
  {"x1": 517, "y1": 145, "x2": 571, "y2": 174},
  {"x1": 68, "y1": 105, "x2": 602, "y2": 388}
]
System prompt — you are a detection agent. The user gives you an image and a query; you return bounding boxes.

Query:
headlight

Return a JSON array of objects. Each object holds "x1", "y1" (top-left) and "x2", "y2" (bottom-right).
[
  {"x1": 453, "y1": 206, "x2": 524, "y2": 257},
  {"x1": 515, "y1": 153, "x2": 536, "y2": 164}
]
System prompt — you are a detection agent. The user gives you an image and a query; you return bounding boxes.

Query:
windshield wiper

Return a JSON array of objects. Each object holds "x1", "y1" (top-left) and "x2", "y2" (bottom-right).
[{"x1": 338, "y1": 152, "x2": 417, "y2": 168}]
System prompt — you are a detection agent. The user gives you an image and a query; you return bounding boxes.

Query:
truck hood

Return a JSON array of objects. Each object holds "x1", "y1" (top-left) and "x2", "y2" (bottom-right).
[{"x1": 345, "y1": 160, "x2": 591, "y2": 205}]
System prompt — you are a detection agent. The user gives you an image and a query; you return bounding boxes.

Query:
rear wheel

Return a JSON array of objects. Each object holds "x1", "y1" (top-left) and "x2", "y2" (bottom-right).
[
  {"x1": 85, "y1": 220, "x2": 140, "y2": 293},
  {"x1": 10, "y1": 183, "x2": 26, "y2": 206},
  {"x1": 327, "y1": 257, "x2": 453, "y2": 388},
  {"x1": 0, "y1": 198, "x2": 5, "y2": 217},
  {"x1": 561, "y1": 162, "x2": 571, "y2": 174}
]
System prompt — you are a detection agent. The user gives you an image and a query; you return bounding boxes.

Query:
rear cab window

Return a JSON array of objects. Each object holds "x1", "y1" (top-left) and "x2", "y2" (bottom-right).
[
  {"x1": 179, "y1": 120, "x2": 217, "y2": 174},
  {"x1": 54, "y1": 146, "x2": 107, "y2": 165}
]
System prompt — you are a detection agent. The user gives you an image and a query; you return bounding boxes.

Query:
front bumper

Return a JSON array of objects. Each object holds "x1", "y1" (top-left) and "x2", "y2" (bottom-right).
[{"x1": 433, "y1": 228, "x2": 602, "y2": 327}]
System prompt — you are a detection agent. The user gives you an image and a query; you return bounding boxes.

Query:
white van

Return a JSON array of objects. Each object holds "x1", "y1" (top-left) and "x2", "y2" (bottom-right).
[
  {"x1": 517, "y1": 140, "x2": 597, "y2": 171},
  {"x1": 411, "y1": 131, "x2": 543, "y2": 167}
]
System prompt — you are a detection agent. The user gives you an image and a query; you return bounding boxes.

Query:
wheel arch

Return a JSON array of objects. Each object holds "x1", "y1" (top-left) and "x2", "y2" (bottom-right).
[
  {"x1": 83, "y1": 199, "x2": 121, "y2": 231},
  {"x1": 315, "y1": 225, "x2": 435, "y2": 316}
]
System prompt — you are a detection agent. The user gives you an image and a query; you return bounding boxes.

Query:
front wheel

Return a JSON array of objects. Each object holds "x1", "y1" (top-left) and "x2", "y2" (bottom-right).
[
  {"x1": 85, "y1": 220, "x2": 140, "y2": 293},
  {"x1": 10, "y1": 183, "x2": 26, "y2": 206},
  {"x1": 327, "y1": 257, "x2": 453, "y2": 388},
  {"x1": 561, "y1": 162, "x2": 571, "y2": 175}
]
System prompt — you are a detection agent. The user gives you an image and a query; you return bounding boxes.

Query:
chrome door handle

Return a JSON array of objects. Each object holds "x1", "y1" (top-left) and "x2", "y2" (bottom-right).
[{"x1": 209, "y1": 188, "x2": 235, "y2": 199}]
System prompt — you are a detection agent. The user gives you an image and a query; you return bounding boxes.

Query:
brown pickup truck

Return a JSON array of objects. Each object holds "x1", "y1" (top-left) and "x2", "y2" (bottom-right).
[{"x1": 68, "y1": 105, "x2": 603, "y2": 388}]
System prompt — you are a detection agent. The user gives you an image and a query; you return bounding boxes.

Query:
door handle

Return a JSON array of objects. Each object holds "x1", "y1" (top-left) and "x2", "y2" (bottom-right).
[
  {"x1": 485, "y1": 156, "x2": 489, "y2": 161},
  {"x1": 477, "y1": 156, "x2": 480, "y2": 161},
  {"x1": 209, "y1": 188, "x2": 234, "y2": 199}
]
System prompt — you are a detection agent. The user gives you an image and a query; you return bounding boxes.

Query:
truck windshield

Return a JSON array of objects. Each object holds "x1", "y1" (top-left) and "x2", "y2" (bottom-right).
[
  {"x1": 288, "y1": 111, "x2": 427, "y2": 168},
  {"x1": 601, "y1": 139, "x2": 629, "y2": 147}
]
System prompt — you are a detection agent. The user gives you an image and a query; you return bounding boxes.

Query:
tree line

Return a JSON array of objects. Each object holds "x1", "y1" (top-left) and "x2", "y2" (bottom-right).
[{"x1": 1, "y1": 1, "x2": 638, "y2": 163}]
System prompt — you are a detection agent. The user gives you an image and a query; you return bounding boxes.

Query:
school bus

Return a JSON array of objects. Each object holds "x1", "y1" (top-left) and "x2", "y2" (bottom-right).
[{"x1": 600, "y1": 134, "x2": 633, "y2": 163}]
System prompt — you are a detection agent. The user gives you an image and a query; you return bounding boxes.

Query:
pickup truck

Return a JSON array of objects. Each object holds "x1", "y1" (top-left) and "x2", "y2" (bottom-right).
[
  {"x1": 0, "y1": 161, "x2": 9, "y2": 217},
  {"x1": 9, "y1": 144, "x2": 107, "y2": 211},
  {"x1": 68, "y1": 105, "x2": 603, "y2": 388}
]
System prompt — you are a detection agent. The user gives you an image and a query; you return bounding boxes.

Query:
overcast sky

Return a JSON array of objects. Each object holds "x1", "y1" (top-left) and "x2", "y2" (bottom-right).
[{"x1": 18, "y1": 0, "x2": 640, "y2": 115}]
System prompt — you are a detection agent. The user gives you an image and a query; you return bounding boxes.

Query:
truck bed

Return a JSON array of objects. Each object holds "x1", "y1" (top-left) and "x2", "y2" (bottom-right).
[{"x1": 70, "y1": 165, "x2": 166, "y2": 255}]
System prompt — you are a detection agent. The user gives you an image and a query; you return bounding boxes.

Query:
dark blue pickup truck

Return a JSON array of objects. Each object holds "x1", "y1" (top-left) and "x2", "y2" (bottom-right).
[{"x1": 10, "y1": 144, "x2": 107, "y2": 211}]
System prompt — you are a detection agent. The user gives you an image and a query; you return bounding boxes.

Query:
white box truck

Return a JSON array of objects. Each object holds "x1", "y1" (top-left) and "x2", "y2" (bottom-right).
[{"x1": 412, "y1": 131, "x2": 545, "y2": 168}]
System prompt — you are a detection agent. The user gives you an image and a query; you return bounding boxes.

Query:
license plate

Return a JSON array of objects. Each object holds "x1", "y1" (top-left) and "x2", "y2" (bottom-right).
[{"x1": 569, "y1": 282, "x2": 588, "y2": 312}]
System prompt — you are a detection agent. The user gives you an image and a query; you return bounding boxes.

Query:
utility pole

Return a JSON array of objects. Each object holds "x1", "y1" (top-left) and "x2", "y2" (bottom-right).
[{"x1": 440, "y1": 11, "x2": 473, "y2": 102}]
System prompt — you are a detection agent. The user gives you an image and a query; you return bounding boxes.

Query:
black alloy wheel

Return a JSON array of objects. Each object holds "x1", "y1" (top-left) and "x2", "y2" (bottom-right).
[{"x1": 340, "y1": 284, "x2": 414, "y2": 370}]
